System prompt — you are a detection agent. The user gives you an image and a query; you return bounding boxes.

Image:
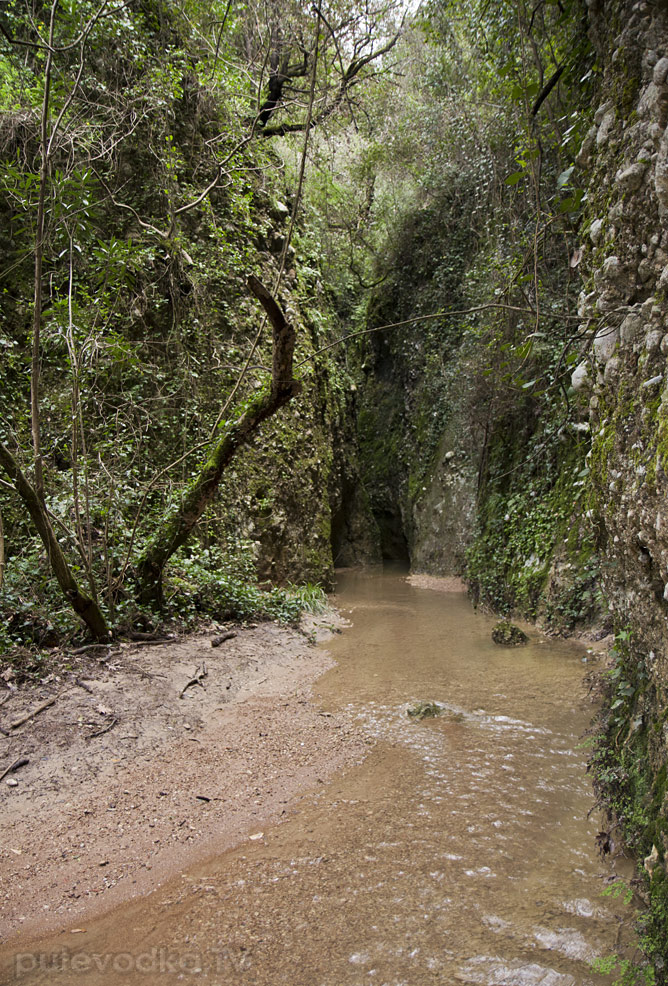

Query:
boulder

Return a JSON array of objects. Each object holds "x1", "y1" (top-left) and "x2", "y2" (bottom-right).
[{"x1": 491, "y1": 620, "x2": 529, "y2": 646}]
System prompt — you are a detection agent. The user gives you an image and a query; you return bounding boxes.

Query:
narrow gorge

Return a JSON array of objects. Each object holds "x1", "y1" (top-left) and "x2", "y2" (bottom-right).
[{"x1": 2, "y1": 0, "x2": 668, "y2": 980}]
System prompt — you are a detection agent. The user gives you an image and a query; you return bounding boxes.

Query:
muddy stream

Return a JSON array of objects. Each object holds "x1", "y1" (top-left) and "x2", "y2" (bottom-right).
[{"x1": 2, "y1": 570, "x2": 631, "y2": 985}]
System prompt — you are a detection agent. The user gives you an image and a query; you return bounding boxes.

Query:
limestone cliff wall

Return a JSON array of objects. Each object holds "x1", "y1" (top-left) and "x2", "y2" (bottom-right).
[
  {"x1": 576, "y1": 2, "x2": 668, "y2": 969},
  {"x1": 579, "y1": 0, "x2": 668, "y2": 704}
]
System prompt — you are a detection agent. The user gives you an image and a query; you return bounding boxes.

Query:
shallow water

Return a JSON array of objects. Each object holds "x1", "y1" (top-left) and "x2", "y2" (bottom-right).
[{"x1": 2, "y1": 570, "x2": 630, "y2": 985}]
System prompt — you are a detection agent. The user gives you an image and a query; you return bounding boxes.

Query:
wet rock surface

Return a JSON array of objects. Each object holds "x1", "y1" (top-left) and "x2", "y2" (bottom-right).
[{"x1": 491, "y1": 620, "x2": 529, "y2": 647}]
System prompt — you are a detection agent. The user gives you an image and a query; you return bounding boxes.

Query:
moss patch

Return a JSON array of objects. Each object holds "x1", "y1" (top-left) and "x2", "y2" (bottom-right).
[
  {"x1": 407, "y1": 700, "x2": 443, "y2": 720},
  {"x1": 491, "y1": 620, "x2": 529, "y2": 646}
]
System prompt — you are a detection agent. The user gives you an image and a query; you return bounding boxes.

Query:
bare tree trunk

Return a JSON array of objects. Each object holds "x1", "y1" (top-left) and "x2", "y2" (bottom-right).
[
  {"x1": 134, "y1": 276, "x2": 301, "y2": 604},
  {"x1": 0, "y1": 444, "x2": 109, "y2": 640},
  {"x1": 31, "y1": 0, "x2": 58, "y2": 502}
]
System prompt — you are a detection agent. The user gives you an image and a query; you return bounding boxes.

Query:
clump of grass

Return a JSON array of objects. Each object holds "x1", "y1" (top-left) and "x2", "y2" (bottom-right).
[{"x1": 284, "y1": 582, "x2": 329, "y2": 615}]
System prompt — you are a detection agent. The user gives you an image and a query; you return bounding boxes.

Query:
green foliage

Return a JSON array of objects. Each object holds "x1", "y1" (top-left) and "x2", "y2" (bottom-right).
[
  {"x1": 284, "y1": 581, "x2": 329, "y2": 615},
  {"x1": 591, "y1": 954, "x2": 655, "y2": 986},
  {"x1": 163, "y1": 546, "x2": 324, "y2": 626},
  {"x1": 0, "y1": 0, "x2": 367, "y2": 639},
  {"x1": 590, "y1": 883, "x2": 656, "y2": 986},
  {"x1": 0, "y1": 536, "x2": 82, "y2": 647},
  {"x1": 603, "y1": 880, "x2": 636, "y2": 907},
  {"x1": 0, "y1": 534, "x2": 329, "y2": 663},
  {"x1": 466, "y1": 429, "x2": 594, "y2": 622},
  {"x1": 589, "y1": 630, "x2": 668, "y2": 980}
]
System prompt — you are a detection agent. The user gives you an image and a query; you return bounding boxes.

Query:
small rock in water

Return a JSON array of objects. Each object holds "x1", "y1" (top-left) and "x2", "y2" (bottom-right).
[
  {"x1": 406, "y1": 701, "x2": 443, "y2": 720},
  {"x1": 491, "y1": 620, "x2": 528, "y2": 646}
]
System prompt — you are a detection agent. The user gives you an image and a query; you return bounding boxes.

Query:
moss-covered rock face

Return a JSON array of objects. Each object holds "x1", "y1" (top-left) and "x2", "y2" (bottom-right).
[
  {"x1": 581, "y1": 1, "x2": 668, "y2": 974},
  {"x1": 188, "y1": 269, "x2": 383, "y2": 589},
  {"x1": 354, "y1": 195, "x2": 596, "y2": 633},
  {"x1": 465, "y1": 417, "x2": 599, "y2": 630},
  {"x1": 348, "y1": 4, "x2": 668, "y2": 965},
  {"x1": 589, "y1": 635, "x2": 668, "y2": 976},
  {"x1": 354, "y1": 187, "x2": 486, "y2": 573},
  {"x1": 179, "y1": 203, "x2": 382, "y2": 589}
]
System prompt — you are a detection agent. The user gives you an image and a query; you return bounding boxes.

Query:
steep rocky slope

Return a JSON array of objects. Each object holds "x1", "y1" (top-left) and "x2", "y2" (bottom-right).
[
  {"x1": 346, "y1": 2, "x2": 668, "y2": 971},
  {"x1": 578, "y1": 1, "x2": 668, "y2": 971}
]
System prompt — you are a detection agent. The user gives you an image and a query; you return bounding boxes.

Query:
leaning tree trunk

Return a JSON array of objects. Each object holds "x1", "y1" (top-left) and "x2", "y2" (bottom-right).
[
  {"x1": 134, "y1": 275, "x2": 302, "y2": 604},
  {"x1": 0, "y1": 443, "x2": 110, "y2": 640},
  {"x1": 0, "y1": 508, "x2": 4, "y2": 590}
]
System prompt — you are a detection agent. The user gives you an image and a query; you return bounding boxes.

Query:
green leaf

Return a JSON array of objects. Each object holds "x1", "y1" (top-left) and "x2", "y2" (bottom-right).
[
  {"x1": 557, "y1": 166, "x2": 574, "y2": 188},
  {"x1": 558, "y1": 190, "x2": 583, "y2": 213}
]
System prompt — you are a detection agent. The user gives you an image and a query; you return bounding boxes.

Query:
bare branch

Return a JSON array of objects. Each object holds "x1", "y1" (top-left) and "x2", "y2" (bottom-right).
[
  {"x1": 260, "y1": 16, "x2": 404, "y2": 138},
  {"x1": 294, "y1": 303, "x2": 544, "y2": 369}
]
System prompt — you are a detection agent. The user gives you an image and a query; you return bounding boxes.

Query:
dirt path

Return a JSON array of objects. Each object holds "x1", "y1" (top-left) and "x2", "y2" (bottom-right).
[{"x1": 0, "y1": 613, "x2": 367, "y2": 945}]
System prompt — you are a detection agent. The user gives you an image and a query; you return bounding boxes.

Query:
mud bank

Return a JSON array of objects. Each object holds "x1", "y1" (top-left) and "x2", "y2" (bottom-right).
[{"x1": 0, "y1": 613, "x2": 367, "y2": 944}]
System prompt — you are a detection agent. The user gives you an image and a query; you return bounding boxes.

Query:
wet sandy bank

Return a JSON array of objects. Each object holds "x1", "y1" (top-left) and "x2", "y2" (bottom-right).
[{"x1": 0, "y1": 612, "x2": 367, "y2": 945}]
